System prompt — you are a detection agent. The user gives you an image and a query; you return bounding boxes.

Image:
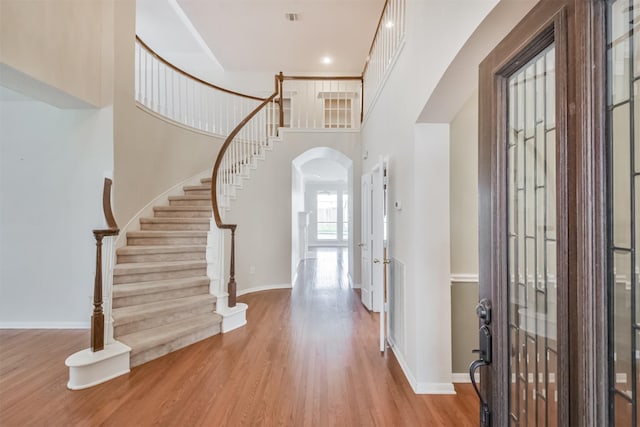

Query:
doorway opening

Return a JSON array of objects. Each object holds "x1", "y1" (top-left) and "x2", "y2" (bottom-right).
[{"x1": 291, "y1": 147, "x2": 354, "y2": 287}]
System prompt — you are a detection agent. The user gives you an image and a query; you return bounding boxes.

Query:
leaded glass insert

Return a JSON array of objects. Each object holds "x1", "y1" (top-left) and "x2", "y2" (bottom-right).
[
  {"x1": 507, "y1": 43, "x2": 558, "y2": 426},
  {"x1": 607, "y1": 0, "x2": 639, "y2": 425}
]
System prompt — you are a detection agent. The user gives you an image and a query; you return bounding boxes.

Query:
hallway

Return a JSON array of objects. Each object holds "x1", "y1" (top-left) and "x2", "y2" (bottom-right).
[{"x1": 0, "y1": 248, "x2": 477, "y2": 426}]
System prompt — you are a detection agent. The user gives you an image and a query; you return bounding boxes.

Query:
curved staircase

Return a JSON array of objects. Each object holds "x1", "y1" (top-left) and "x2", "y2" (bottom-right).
[{"x1": 112, "y1": 177, "x2": 222, "y2": 367}]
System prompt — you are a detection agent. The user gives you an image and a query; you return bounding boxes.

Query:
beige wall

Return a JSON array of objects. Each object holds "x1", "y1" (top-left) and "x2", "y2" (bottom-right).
[
  {"x1": 226, "y1": 131, "x2": 361, "y2": 292},
  {"x1": 450, "y1": 91, "x2": 479, "y2": 275},
  {"x1": 111, "y1": 0, "x2": 223, "y2": 225},
  {"x1": 0, "y1": 0, "x2": 110, "y2": 107},
  {"x1": 449, "y1": 91, "x2": 480, "y2": 373},
  {"x1": 451, "y1": 281, "x2": 479, "y2": 373}
]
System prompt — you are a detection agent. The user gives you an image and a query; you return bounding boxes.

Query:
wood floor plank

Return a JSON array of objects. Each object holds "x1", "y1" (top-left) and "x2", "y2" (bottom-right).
[{"x1": 0, "y1": 248, "x2": 478, "y2": 426}]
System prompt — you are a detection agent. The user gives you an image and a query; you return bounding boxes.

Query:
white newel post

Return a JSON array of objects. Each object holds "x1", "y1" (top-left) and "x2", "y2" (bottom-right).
[
  {"x1": 209, "y1": 217, "x2": 248, "y2": 332},
  {"x1": 207, "y1": 220, "x2": 227, "y2": 307}
]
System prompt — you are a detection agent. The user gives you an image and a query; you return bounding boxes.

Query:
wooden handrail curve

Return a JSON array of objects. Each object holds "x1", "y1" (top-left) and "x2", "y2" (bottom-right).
[
  {"x1": 136, "y1": 35, "x2": 267, "y2": 102},
  {"x1": 92, "y1": 178, "x2": 119, "y2": 352},
  {"x1": 211, "y1": 74, "x2": 280, "y2": 308}
]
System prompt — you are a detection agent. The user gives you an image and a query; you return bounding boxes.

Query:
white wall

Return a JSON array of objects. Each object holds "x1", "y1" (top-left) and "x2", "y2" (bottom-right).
[
  {"x1": 291, "y1": 164, "x2": 305, "y2": 278},
  {"x1": 226, "y1": 130, "x2": 361, "y2": 293},
  {"x1": 0, "y1": 94, "x2": 114, "y2": 327},
  {"x1": 360, "y1": 0, "x2": 498, "y2": 393}
]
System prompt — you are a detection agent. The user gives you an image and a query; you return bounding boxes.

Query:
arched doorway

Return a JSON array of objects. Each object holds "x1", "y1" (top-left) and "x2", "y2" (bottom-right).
[{"x1": 291, "y1": 148, "x2": 354, "y2": 285}]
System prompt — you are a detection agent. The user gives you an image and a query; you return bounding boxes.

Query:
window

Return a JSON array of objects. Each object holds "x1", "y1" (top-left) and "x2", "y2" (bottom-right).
[
  {"x1": 342, "y1": 193, "x2": 349, "y2": 240},
  {"x1": 317, "y1": 191, "x2": 338, "y2": 240},
  {"x1": 313, "y1": 189, "x2": 349, "y2": 243}
]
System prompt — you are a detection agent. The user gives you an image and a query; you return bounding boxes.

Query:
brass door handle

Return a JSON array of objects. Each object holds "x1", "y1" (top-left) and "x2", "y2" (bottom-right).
[
  {"x1": 373, "y1": 258, "x2": 380, "y2": 263},
  {"x1": 383, "y1": 259, "x2": 391, "y2": 265}
]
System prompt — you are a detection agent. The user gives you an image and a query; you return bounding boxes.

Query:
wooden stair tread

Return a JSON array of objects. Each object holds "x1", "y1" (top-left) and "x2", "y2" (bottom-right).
[
  {"x1": 117, "y1": 245, "x2": 205, "y2": 255},
  {"x1": 113, "y1": 276, "x2": 210, "y2": 297},
  {"x1": 154, "y1": 206, "x2": 211, "y2": 211},
  {"x1": 112, "y1": 294, "x2": 216, "y2": 324},
  {"x1": 118, "y1": 313, "x2": 222, "y2": 355},
  {"x1": 140, "y1": 217, "x2": 210, "y2": 224},
  {"x1": 126, "y1": 230, "x2": 208, "y2": 237},
  {"x1": 183, "y1": 185, "x2": 211, "y2": 191},
  {"x1": 168, "y1": 195, "x2": 211, "y2": 200},
  {"x1": 113, "y1": 260, "x2": 206, "y2": 275}
]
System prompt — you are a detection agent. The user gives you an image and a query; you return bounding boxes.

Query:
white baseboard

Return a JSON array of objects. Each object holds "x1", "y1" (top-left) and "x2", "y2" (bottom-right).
[
  {"x1": 388, "y1": 337, "x2": 456, "y2": 395},
  {"x1": 0, "y1": 322, "x2": 90, "y2": 329},
  {"x1": 452, "y1": 372, "x2": 479, "y2": 383},
  {"x1": 237, "y1": 284, "x2": 292, "y2": 296},
  {"x1": 347, "y1": 273, "x2": 361, "y2": 289}
]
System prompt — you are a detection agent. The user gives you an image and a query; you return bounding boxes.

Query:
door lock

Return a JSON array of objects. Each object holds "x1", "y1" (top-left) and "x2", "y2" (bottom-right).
[
  {"x1": 373, "y1": 258, "x2": 391, "y2": 264},
  {"x1": 470, "y1": 299, "x2": 492, "y2": 426}
]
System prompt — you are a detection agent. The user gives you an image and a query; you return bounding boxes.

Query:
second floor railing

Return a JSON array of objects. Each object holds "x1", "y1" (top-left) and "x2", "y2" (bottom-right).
[
  {"x1": 279, "y1": 75, "x2": 363, "y2": 130},
  {"x1": 362, "y1": 0, "x2": 406, "y2": 117},
  {"x1": 135, "y1": 36, "x2": 266, "y2": 137}
]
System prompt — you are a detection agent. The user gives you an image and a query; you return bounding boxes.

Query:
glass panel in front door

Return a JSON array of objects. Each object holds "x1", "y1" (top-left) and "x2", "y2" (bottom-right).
[
  {"x1": 507, "y1": 43, "x2": 557, "y2": 426},
  {"x1": 607, "y1": 0, "x2": 639, "y2": 425}
]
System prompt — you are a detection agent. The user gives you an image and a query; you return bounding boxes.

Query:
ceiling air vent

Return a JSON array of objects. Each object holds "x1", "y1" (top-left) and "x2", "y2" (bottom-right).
[{"x1": 284, "y1": 13, "x2": 300, "y2": 22}]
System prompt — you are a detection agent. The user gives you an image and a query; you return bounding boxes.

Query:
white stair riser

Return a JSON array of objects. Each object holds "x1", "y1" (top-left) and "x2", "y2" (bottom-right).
[
  {"x1": 114, "y1": 302, "x2": 215, "y2": 337},
  {"x1": 113, "y1": 266, "x2": 206, "y2": 284},
  {"x1": 113, "y1": 284, "x2": 209, "y2": 308},
  {"x1": 140, "y1": 222, "x2": 210, "y2": 231},
  {"x1": 130, "y1": 323, "x2": 220, "y2": 367},
  {"x1": 153, "y1": 209, "x2": 211, "y2": 218},
  {"x1": 127, "y1": 236, "x2": 207, "y2": 246},
  {"x1": 117, "y1": 251, "x2": 205, "y2": 264},
  {"x1": 169, "y1": 199, "x2": 211, "y2": 207}
]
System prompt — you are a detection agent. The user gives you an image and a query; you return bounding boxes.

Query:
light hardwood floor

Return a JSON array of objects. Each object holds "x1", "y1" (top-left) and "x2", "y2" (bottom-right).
[{"x1": 0, "y1": 248, "x2": 478, "y2": 426}]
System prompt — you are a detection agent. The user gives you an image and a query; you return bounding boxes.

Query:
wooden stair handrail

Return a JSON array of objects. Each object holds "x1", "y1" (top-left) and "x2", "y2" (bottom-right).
[
  {"x1": 211, "y1": 75, "x2": 280, "y2": 308},
  {"x1": 91, "y1": 178, "x2": 119, "y2": 352},
  {"x1": 136, "y1": 36, "x2": 267, "y2": 102}
]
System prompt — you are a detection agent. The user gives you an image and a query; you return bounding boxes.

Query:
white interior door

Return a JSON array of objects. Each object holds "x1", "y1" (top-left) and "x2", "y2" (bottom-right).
[
  {"x1": 371, "y1": 164, "x2": 384, "y2": 315},
  {"x1": 360, "y1": 173, "x2": 372, "y2": 310}
]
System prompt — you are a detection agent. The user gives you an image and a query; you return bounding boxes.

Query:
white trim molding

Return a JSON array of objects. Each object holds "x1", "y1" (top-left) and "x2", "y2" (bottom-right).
[
  {"x1": 216, "y1": 303, "x2": 248, "y2": 333},
  {"x1": 450, "y1": 273, "x2": 479, "y2": 283},
  {"x1": 65, "y1": 341, "x2": 131, "y2": 390},
  {"x1": 388, "y1": 337, "x2": 456, "y2": 395},
  {"x1": 237, "y1": 284, "x2": 292, "y2": 296}
]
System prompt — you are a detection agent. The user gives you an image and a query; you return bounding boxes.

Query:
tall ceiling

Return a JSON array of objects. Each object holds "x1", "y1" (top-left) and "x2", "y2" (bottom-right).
[{"x1": 138, "y1": 0, "x2": 384, "y2": 75}]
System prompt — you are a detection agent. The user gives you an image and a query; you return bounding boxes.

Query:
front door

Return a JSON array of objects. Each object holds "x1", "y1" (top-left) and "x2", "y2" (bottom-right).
[{"x1": 477, "y1": 0, "x2": 608, "y2": 425}]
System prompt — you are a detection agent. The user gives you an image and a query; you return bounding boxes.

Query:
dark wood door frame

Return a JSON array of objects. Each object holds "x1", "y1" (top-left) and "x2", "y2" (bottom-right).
[{"x1": 478, "y1": 0, "x2": 608, "y2": 425}]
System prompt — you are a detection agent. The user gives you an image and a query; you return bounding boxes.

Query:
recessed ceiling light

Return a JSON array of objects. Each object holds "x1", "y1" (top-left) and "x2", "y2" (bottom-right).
[
  {"x1": 385, "y1": 20, "x2": 394, "y2": 29},
  {"x1": 322, "y1": 56, "x2": 333, "y2": 65}
]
